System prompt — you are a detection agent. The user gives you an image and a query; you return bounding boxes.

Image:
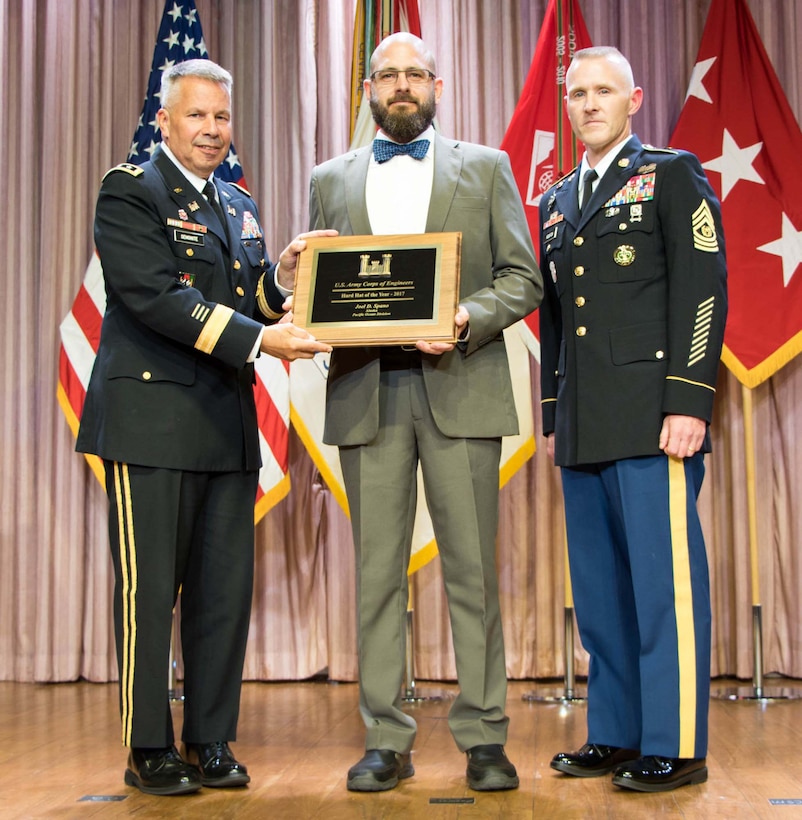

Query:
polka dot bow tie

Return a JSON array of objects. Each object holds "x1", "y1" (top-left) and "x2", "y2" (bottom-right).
[{"x1": 373, "y1": 139, "x2": 430, "y2": 163}]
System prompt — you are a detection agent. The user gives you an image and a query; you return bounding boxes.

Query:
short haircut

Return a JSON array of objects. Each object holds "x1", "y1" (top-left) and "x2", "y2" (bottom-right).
[
  {"x1": 160, "y1": 59, "x2": 233, "y2": 109},
  {"x1": 568, "y1": 47, "x2": 635, "y2": 88}
]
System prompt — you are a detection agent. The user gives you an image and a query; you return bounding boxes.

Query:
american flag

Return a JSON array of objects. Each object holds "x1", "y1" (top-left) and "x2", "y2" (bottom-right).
[{"x1": 57, "y1": 0, "x2": 290, "y2": 520}]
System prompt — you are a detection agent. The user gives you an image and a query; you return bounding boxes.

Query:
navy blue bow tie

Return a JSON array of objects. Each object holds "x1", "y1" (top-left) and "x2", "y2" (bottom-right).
[{"x1": 373, "y1": 139, "x2": 430, "y2": 164}]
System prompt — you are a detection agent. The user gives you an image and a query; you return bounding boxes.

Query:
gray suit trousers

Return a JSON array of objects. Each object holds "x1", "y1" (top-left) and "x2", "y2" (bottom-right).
[{"x1": 338, "y1": 364, "x2": 510, "y2": 753}]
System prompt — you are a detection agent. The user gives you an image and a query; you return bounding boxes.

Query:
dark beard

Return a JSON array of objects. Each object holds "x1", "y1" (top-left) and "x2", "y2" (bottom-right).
[{"x1": 369, "y1": 93, "x2": 436, "y2": 143}]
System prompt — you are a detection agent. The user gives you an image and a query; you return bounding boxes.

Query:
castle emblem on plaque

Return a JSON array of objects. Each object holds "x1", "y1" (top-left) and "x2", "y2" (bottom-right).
[{"x1": 359, "y1": 253, "x2": 393, "y2": 277}]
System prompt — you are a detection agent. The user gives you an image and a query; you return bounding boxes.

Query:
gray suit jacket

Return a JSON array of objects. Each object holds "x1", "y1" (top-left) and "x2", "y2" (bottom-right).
[{"x1": 309, "y1": 133, "x2": 543, "y2": 446}]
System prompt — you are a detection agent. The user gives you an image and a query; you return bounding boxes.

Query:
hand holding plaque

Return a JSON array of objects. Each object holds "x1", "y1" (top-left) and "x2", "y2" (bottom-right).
[{"x1": 293, "y1": 232, "x2": 462, "y2": 346}]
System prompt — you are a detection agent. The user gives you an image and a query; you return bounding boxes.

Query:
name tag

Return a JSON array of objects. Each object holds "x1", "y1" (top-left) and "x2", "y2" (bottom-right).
[{"x1": 173, "y1": 229, "x2": 205, "y2": 246}]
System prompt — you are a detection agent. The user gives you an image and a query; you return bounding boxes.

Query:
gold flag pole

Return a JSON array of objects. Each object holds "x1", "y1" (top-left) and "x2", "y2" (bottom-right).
[{"x1": 713, "y1": 384, "x2": 798, "y2": 701}]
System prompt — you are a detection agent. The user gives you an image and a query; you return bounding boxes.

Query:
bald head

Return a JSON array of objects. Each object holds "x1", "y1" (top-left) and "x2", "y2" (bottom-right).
[{"x1": 369, "y1": 32, "x2": 437, "y2": 76}]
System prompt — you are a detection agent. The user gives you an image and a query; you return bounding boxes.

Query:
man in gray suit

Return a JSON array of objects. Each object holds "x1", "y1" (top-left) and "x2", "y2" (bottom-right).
[{"x1": 308, "y1": 32, "x2": 543, "y2": 793}]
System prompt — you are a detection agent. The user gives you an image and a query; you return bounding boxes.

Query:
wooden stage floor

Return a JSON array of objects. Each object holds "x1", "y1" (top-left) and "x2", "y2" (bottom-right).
[{"x1": 1, "y1": 677, "x2": 802, "y2": 819}]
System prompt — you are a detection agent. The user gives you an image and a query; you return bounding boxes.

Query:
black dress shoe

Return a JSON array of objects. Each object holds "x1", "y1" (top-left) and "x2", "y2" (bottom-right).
[
  {"x1": 551, "y1": 743, "x2": 640, "y2": 778},
  {"x1": 124, "y1": 746, "x2": 202, "y2": 795},
  {"x1": 346, "y1": 749, "x2": 414, "y2": 792},
  {"x1": 183, "y1": 741, "x2": 250, "y2": 787},
  {"x1": 612, "y1": 755, "x2": 708, "y2": 792},
  {"x1": 466, "y1": 744, "x2": 519, "y2": 791}
]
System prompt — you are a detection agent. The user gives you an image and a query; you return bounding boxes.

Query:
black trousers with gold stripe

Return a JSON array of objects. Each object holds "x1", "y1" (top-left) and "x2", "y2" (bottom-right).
[{"x1": 105, "y1": 461, "x2": 257, "y2": 749}]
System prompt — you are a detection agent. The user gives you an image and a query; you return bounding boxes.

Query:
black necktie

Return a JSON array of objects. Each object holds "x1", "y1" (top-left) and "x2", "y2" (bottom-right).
[
  {"x1": 580, "y1": 169, "x2": 598, "y2": 213},
  {"x1": 203, "y1": 180, "x2": 226, "y2": 226},
  {"x1": 373, "y1": 139, "x2": 430, "y2": 164}
]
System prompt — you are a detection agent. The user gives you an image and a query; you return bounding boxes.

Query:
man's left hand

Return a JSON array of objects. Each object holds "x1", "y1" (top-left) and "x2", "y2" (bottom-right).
[
  {"x1": 416, "y1": 305, "x2": 470, "y2": 355},
  {"x1": 659, "y1": 414, "x2": 707, "y2": 458}
]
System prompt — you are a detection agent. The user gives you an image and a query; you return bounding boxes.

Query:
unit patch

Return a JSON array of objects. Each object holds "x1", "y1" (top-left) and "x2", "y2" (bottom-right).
[{"x1": 241, "y1": 210, "x2": 263, "y2": 239}]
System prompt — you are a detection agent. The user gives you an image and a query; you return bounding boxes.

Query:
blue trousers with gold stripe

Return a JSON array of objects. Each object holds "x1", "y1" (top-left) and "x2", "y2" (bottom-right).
[
  {"x1": 561, "y1": 454, "x2": 710, "y2": 759},
  {"x1": 105, "y1": 462, "x2": 257, "y2": 749}
]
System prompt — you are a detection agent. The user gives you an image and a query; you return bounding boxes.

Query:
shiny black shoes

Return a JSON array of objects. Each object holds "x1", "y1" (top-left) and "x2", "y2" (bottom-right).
[
  {"x1": 183, "y1": 741, "x2": 251, "y2": 787},
  {"x1": 124, "y1": 746, "x2": 202, "y2": 795},
  {"x1": 612, "y1": 755, "x2": 708, "y2": 792},
  {"x1": 551, "y1": 743, "x2": 640, "y2": 777},
  {"x1": 552, "y1": 744, "x2": 707, "y2": 792},
  {"x1": 125, "y1": 743, "x2": 249, "y2": 795},
  {"x1": 466, "y1": 744, "x2": 520, "y2": 791},
  {"x1": 347, "y1": 749, "x2": 415, "y2": 791}
]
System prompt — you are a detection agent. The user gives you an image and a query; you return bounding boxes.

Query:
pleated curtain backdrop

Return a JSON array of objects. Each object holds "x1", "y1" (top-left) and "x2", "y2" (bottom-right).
[{"x1": 1, "y1": 0, "x2": 802, "y2": 683}]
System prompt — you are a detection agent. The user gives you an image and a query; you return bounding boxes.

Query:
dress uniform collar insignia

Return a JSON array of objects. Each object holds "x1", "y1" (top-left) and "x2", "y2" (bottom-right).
[
  {"x1": 188, "y1": 200, "x2": 200, "y2": 212},
  {"x1": 618, "y1": 157, "x2": 631, "y2": 168}
]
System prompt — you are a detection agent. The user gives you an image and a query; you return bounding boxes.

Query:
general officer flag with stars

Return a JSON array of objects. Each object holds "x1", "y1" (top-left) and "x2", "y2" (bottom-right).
[
  {"x1": 58, "y1": 0, "x2": 291, "y2": 519},
  {"x1": 670, "y1": 0, "x2": 802, "y2": 388}
]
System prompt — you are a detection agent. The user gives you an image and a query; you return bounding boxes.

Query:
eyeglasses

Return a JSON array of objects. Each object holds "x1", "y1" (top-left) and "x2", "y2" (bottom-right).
[{"x1": 370, "y1": 68, "x2": 436, "y2": 86}]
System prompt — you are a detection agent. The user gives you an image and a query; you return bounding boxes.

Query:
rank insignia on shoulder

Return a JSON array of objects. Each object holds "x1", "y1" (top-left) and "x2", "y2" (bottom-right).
[
  {"x1": 102, "y1": 163, "x2": 144, "y2": 181},
  {"x1": 692, "y1": 199, "x2": 719, "y2": 252},
  {"x1": 643, "y1": 144, "x2": 678, "y2": 154},
  {"x1": 230, "y1": 181, "x2": 252, "y2": 197}
]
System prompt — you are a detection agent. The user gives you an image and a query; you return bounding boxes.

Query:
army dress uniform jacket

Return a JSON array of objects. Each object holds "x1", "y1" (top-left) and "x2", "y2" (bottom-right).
[
  {"x1": 538, "y1": 135, "x2": 727, "y2": 467},
  {"x1": 309, "y1": 134, "x2": 543, "y2": 446},
  {"x1": 77, "y1": 144, "x2": 286, "y2": 472}
]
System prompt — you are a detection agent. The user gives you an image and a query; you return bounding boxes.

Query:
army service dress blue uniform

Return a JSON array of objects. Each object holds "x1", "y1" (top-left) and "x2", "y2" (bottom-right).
[
  {"x1": 77, "y1": 144, "x2": 286, "y2": 749},
  {"x1": 538, "y1": 135, "x2": 727, "y2": 759}
]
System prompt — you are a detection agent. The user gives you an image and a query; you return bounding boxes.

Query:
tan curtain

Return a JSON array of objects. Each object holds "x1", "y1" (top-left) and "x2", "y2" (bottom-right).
[{"x1": 2, "y1": 0, "x2": 801, "y2": 684}]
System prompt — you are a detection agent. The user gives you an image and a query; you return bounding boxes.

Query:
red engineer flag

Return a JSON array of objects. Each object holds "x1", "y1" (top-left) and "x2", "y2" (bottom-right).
[
  {"x1": 500, "y1": 0, "x2": 592, "y2": 359},
  {"x1": 57, "y1": 0, "x2": 290, "y2": 520},
  {"x1": 670, "y1": 0, "x2": 802, "y2": 388}
]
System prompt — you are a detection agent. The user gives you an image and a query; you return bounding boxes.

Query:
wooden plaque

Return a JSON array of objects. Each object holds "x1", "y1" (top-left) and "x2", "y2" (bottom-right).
[{"x1": 293, "y1": 232, "x2": 462, "y2": 346}]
